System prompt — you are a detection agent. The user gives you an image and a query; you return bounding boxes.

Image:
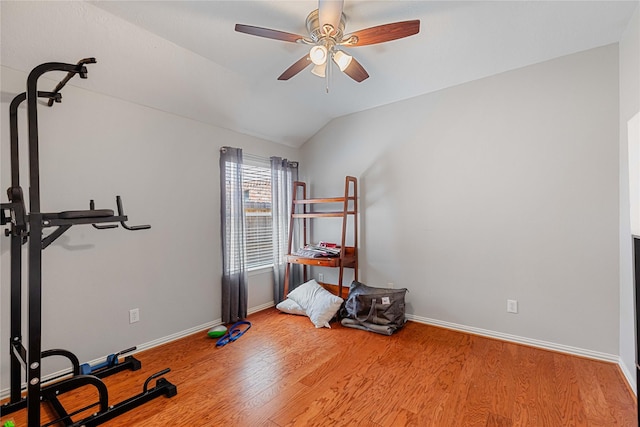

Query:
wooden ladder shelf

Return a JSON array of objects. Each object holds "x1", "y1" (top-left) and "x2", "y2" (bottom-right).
[{"x1": 283, "y1": 176, "x2": 358, "y2": 298}]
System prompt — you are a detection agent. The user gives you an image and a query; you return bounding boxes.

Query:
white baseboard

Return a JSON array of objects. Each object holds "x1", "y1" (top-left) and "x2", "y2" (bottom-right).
[
  {"x1": 406, "y1": 314, "x2": 620, "y2": 362},
  {"x1": 3, "y1": 306, "x2": 633, "y2": 400},
  {"x1": 617, "y1": 357, "x2": 638, "y2": 396},
  {"x1": 406, "y1": 314, "x2": 637, "y2": 394},
  {"x1": 248, "y1": 301, "x2": 275, "y2": 315}
]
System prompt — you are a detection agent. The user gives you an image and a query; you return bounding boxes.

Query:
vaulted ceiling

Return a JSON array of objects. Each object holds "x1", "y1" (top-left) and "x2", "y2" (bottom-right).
[{"x1": 2, "y1": 1, "x2": 637, "y2": 147}]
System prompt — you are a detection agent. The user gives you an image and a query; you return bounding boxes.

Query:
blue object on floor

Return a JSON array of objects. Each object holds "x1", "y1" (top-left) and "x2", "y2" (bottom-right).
[
  {"x1": 216, "y1": 321, "x2": 251, "y2": 347},
  {"x1": 80, "y1": 353, "x2": 118, "y2": 375},
  {"x1": 79, "y1": 346, "x2": 136, "y2": 374}
]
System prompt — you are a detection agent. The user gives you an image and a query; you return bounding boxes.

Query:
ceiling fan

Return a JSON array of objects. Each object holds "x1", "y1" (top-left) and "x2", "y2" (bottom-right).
[{"x1": 235, "y1": 0, "x2": 420, "y2": 84}]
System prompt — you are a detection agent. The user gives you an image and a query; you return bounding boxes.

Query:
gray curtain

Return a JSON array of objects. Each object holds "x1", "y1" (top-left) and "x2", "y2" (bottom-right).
[
  {"x1": 271, "y1": 157, "x2": 300, "y2": 303},
  {"x1": 220, "y1": 146, "x2": 248, "y2": 323}
]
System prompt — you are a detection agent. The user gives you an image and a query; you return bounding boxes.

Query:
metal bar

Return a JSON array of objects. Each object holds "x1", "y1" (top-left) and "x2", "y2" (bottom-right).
[
  {"x1": 10, "y1": 91, "x2": 61, "y2": 188},
  {"x1": 143, "y1": 368, "x2": 170, "y2": 392},
  {"x1": 3, "y1": 333, "x2": 27, "y2": 415},
  {"x1": 9, "y1": 93, "x2": 25, "y2": 188},
  {"x1": 27, "y1": 63, "x2": 87, "y2": 213},
  {"x1": 1, "y1": 397, "x2": 27, "y2": 416},
  {"x1": 43, "y1": 374, "x2": 109, "y2": 414},
  {"x1": 25, "y1": 61, "x2": 92, "y2": 427},
  {"x1": 6, "y1": 90, "x2": 58, "y2": 407},
  {"x1": 90, "y1": 200, "x2": 119, "y2": 229},
  {"x1": 1, "y1": 203, "x2": 11, "y2": 224},
  {"x1": 41, "y1": 224, "x2": 71, "y2": 249},
  {"x1": 42, "y1": 394, "x2": 74, "y2": 427},
  {"x1": 45, "y1": 375, "x2": 109, "y2": 406},
  {"x1": 116, "y1": 196, "x2": 151, "y2": 230},
  {"x1": 41, "y1": 349, "x2": 81, "y2": 376},
  {"x1": 42, "y1": 400, "x2": 101, "y2": 427},
  {"x1": 42, "y1": 215, "x2": 126, "y2": 227},
  {"x1": 1, "y1": 351, "x2": 137, "y2": 419},
  {"x1": 92, "y1": 222, "x2": 119, "y2": 230},
  {"x1": 9, "y1": 222, "x2": 23, "y2": 404},
  {"x1": 46, "y1": 58, "x2": 96, "y2": 107},
  {"x1": 69, "y1": 378, "x2": 177, "y2": 427},
  {"x1": 7, "y1": 189, "x2": 27, "y2": 236},
  {"x1": 92, "y1": 356, "x2": 142, "y2": 378},
  {"x1": 10, "y1": 340, "x2": 27, "y2": 366},
  {"x1": 26, "y1": 213, "x2": 43, "y2": 426}
]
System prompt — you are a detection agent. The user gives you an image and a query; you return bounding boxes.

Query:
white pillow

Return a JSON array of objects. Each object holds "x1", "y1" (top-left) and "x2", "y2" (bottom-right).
[
  {"x1": 275, "y1": 298, "x2": 306, "y2": 316},
  {"x1": 287, "y1": 279, "x2": 344, "y2": 328}
]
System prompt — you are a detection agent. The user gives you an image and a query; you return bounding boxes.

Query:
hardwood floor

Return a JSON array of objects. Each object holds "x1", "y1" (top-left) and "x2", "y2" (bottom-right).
[{"x1": 2, "y1": 307, "x2": 636, "y2": 426}]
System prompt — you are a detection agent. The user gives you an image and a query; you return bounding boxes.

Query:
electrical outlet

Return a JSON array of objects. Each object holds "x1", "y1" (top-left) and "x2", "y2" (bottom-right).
[
  {"x1": 507, "y1": 299, "x2": 518, "y2": 314},
  {"x1": 129, "y1": 308, "x2": 140, "y2": 324},
  {"x1": 318, "y1": 273, "x2": 324, "y2": 283},
  {"x1": 388, "y1": 282, "x2": 395, "y2": 288}
]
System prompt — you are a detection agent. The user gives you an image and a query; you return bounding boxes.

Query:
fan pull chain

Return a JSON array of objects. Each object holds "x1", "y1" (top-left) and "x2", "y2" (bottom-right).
[{"x1": 325, "y1": 55, "x2": 331, "y2": 93}]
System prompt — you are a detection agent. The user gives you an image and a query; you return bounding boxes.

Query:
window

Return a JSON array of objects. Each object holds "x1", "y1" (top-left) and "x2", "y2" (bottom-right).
[{"x1": 242, "y1": 158, "x2": 273, "y2": 270}]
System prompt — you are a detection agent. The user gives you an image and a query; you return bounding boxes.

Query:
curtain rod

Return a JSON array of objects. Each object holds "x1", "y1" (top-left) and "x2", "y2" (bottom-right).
[{"x1": 220, "y1": 147, "x2": 298, "y2": 166}]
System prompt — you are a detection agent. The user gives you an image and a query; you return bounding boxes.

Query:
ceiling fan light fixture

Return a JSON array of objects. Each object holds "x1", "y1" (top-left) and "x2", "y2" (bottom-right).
[
  {"x1": 310, "y1": 45, "x2": 328, "y2": 65},
  {"x1": 235, "y1": 2, "x2": 419, "y2": 86},
  {"x1": 311, "y1": 63, "x2": 326, "y2": 77},
  {"x1": 333, "y1": 50, "x2": 353, "y2": 71}
]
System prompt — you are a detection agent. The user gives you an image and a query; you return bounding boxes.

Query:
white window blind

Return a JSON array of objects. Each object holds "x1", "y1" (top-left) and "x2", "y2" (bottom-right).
[{"x1": 242, "y1": 158, "x2": 273, "y2": 270}]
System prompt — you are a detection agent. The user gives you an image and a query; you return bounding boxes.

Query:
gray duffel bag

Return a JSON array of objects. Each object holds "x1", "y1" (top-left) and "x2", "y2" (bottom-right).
[{"x1": 340, "y1": 280, "x2": 408, "y2": 335}]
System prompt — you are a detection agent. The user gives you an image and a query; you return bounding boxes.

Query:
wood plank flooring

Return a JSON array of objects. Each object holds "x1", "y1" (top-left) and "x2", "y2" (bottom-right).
[{"x1": 1, "y1": 307, "x2": 636, "y2": 426}]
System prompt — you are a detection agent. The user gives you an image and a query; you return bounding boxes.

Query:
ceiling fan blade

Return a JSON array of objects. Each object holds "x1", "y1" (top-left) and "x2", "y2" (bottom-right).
[
  {"x1": 278, "y1": 55, "x2": 312, "y2": 80},
  {"x1": 318, "y1": 0, "x2": 344, "y2": 32},
  {"x1": 343, "y1": 20, "x2": 420, "y2": 47},
  {"x1": 235, "y1": 24, "x2": 305, "y2": 43},
  {"x1": 342, "y1": 57, "x2": 369, "y2": 83}
]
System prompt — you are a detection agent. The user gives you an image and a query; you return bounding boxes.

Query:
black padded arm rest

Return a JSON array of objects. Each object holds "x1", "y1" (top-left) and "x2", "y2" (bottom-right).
[{"x1": 56, "y1": 209, "x2": 114, "y2": 219}]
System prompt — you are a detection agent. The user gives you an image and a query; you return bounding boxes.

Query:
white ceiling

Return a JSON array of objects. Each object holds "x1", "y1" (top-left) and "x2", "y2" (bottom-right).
[{"x1": 2, "y1": 1, "x2": 638, "y2": 147}]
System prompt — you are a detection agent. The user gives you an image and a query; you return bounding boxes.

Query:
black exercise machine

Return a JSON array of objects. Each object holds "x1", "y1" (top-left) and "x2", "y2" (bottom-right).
[{"x1": 0, "y1": 58, "x2": 177, "y2": 427}]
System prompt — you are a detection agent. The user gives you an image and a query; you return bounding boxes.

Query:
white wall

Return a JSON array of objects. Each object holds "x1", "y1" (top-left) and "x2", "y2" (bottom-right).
[
  {"x1": 301, "y1": 44, "x2": 620, "y2": 357},
  {"x1": 0, "y1": 18, "x2": 297, "y2": 391},
  {"x1": 619, "y1": 4, "x2": 640, "y2": 390}
]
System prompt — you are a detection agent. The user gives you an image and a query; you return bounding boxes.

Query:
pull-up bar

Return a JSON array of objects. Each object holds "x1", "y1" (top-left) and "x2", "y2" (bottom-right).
[
  {"x1": 47, "y1": 57, "x2": 96, "y2": 107},
  {"x1": 1, "y1": 58, "x2": 176, "y2": 427}
]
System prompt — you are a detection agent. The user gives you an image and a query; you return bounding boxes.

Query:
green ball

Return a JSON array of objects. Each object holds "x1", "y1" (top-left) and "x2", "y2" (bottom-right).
[{"x1": 208, "y1": 325, "x2": 227, "y2": 338}]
